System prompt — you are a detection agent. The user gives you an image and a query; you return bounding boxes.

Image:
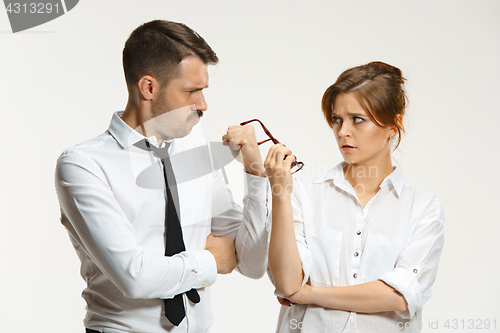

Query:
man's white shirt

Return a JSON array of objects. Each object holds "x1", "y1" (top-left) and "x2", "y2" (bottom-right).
[{"x1": 55, "y1": 112, "x2": 268, "y2": 333}]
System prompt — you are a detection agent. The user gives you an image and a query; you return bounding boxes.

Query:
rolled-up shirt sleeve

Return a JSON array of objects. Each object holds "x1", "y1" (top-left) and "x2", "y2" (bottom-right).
[
  {"x1": 379, "y1": 196, "x2": 446, "y2": 319},
  {"x1": 55, "y1": 151, "x2": 217, "y2": 300}
]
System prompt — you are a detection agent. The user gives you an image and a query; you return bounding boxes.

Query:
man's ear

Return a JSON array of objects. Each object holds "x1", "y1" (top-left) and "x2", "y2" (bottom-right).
[{"x1": 137, "y1": 75, "x2": 159, "y2": 101}]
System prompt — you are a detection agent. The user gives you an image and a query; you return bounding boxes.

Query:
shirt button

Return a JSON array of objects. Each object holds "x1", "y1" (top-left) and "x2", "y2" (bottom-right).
[
  {"x1": 189, "y1": 308, "x2": 192, "y2": 314},
  {"x1": 202, "y1": 281, "x2": 207, "y2": 287},
  {"x1": 353, "y1": 252, "x2": 359, "y2": 257},
  {"x1": 353, "y1": 273, "x2": 357, "y2": 278},
  {"x1": 356, "y1": 230, "x2": 361, "y2": 235},
  {"x1": 413, "y1": 269, "x2": 418, "y2": 274}
]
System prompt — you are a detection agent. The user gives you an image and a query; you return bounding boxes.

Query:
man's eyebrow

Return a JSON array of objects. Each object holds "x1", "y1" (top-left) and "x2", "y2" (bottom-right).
[{"x1": 186, "y1": 85, "x2": 208, "y2": 91}]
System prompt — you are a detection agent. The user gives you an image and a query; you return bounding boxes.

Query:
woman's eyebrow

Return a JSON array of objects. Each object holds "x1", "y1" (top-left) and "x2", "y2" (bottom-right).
[{"x1": 347, "y1": 112, "x2": 366, "y2": 117}]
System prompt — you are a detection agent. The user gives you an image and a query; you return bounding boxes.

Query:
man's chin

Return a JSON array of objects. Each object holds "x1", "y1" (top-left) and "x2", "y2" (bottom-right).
[{"x1": 167, "y1": 126, "x2": 196, "y2": 140}]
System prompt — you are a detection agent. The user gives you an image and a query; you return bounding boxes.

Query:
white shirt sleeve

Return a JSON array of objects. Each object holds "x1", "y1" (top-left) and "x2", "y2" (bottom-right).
[
  {"x1": 55, "y1": 150, "x2": 217, "y2": 300},
  {"x1": 378, "y1": 196, "x2": 446, "y2": 319},
  {"x1": 210, "y1": 169, "x2": 269, "y2": 279}
]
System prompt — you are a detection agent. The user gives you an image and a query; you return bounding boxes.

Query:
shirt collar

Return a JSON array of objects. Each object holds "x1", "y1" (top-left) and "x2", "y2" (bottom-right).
[
  {"x1": 313, "y1": 163, "x2": 353, "y2": 195},
  {"x1": 313, "y1": 162, "x2": 344, "y2": 184},
  {"x1": 313, "y1": 162, "x2": 405, "y2": 197},
  {"x1": 108, "y1": 111, "x2": 168, "y2": 149},
  {"x1": 380, "y1": 166, "x2": 405, "y2": 197}
]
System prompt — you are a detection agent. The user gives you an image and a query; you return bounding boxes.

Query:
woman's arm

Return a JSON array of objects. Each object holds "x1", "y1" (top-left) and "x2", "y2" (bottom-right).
[
  {"x1": 287, "y1": 280, "x2": 408, "y2": 313},
  {"x1": 266, "y1": 144, "x2": 303, "y2": 296}
]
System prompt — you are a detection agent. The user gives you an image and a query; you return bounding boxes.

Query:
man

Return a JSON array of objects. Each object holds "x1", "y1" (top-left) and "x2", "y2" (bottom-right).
[{"x1": 55, "y1": 20, "x2": 268, "y2": 332}]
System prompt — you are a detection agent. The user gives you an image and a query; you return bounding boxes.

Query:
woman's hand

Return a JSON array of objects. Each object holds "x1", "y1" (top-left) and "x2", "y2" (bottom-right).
[
  {"x1": 276, "y1": 284, "x2": 313, "y2": 306},
  {"x1": 286, "y1": 283, "x2": 312, "y2": 305},
  {"x1": 277, "y1": 297, "x2": 293, "y2": 307},
  {"x1": 264, "y1": 144, "x2": 295, "y2": 197}
]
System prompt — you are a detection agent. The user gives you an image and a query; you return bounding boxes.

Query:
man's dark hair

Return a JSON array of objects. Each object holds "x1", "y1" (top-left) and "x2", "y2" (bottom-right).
[{"x1": 122, "y1": 20, "x2": 219, "y2": 91}]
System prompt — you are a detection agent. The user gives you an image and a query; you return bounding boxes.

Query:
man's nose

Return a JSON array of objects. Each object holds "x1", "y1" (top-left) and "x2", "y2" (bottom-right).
[{"x1": 196, "y1": 93, "x2": 207, "y2": 112}]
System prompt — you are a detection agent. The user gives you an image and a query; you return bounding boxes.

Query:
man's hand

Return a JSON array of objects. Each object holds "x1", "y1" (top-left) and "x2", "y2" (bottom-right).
[
  {"x1": 222, "y1": 125, "x2": 266, "y2": 177},
  {"x1": 205, "y1": 234, "x2": 237, "y2": 274}
]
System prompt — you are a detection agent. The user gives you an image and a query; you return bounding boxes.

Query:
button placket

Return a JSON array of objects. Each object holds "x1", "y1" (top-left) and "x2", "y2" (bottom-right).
[{"x1": 351, "y1": 206, "x2": 364, "y2": 284}]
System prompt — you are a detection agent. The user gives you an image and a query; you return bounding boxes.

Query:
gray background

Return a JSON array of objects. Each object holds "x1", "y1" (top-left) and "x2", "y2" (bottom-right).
[{"x1": 1, "y1": 0, "x2": 499, "y2": 332}]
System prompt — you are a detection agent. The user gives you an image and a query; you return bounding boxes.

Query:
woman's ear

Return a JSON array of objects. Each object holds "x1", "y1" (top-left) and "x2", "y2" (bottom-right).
[{"x1": 391, "y1": 114, "x2": 402, "y2": 136}]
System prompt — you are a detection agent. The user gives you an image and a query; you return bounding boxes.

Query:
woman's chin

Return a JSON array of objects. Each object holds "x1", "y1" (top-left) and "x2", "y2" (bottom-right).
[{"x1": 342, "y1": 157, "x2": 357, "y2": 165}]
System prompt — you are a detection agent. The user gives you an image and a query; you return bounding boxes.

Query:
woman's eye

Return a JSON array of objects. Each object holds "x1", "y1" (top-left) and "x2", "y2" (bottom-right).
[
  {"x1": 332, "y1": 116, "x2": 342, "y2": 123},
  {"x1": 353, "y1": 117, "x2": 364, "y2": 123}
]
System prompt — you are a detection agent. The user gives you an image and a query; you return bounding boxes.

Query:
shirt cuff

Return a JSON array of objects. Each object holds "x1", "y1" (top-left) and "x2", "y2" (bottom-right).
[
  {"x1": 179, "y1": 250, "x2": 217, "y2": 290},
  {"x1": 244, "y1": 172, "x2": 268, "y2": 202},
  {"x1": 379, "y1": 267, "x2": 423, "y2": 319}
]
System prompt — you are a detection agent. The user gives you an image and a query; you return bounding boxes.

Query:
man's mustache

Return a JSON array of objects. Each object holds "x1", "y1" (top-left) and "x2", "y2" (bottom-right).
[{"x1": 197, "y1": 110, "x2": 203, "y2": 118}]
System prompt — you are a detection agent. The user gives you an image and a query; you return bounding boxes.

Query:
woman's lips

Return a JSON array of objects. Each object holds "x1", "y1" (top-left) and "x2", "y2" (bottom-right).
[{"x1": 341, "y1": 145, "x2": 356, "y2": 152}]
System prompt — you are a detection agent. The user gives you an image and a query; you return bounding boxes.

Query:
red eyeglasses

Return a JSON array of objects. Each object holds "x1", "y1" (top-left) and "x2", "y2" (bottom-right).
[{"x1": 240, "y1": 119, "x2": 304, "y2": 174}]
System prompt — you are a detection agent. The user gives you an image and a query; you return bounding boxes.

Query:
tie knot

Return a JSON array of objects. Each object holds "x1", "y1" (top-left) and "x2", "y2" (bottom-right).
[
  {"x1": 153, "y1": 141, "x2": 170, "y2": 160},
  {"x1": 136, "y1": 140, "x2": 170, "y2": 160}
]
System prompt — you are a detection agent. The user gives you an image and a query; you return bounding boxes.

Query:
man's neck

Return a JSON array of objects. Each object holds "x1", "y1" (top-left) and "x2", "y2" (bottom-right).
[
  {"x1": 122, "y1": 99, "x2": 144, "y2": 131},
  {"x1": 122, "y1": 100, "x2": 167, "y2": 146}
]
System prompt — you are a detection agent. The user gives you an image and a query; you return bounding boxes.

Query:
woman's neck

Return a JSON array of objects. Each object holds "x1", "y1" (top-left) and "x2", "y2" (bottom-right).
[{"x1": 343, "y1": 156, "x2": 394, "y2": 196}]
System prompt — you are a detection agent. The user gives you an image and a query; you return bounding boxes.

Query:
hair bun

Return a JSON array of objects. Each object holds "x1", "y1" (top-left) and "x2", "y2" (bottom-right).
[{"x1": 368, "y1": 61, "x2": 404, "y2": 83}]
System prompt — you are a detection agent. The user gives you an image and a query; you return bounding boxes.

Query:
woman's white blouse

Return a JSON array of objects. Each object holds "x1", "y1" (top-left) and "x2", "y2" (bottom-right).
[{"x1": 272, "y1": 163, "x2": 446, "y2": 333}]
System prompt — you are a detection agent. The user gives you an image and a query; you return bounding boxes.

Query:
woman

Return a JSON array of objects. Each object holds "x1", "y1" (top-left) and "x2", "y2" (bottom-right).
[{"x1": 265, "y1": 62, "x2": 445, "y2": 332}]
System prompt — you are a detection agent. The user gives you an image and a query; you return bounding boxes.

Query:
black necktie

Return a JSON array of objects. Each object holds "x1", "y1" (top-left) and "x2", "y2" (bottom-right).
[{"x1": 139, "y1": 140, "x2": 200, "y2": 326}]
